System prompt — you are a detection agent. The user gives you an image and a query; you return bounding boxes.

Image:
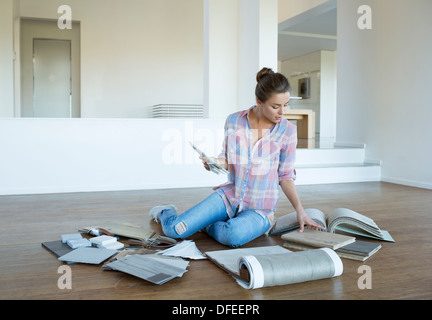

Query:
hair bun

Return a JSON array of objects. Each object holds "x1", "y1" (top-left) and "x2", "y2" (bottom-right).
[
  {"x1": 256, "y1": 67, "x2": 274, "y2": 83},
  {"x1": 255, "y1": 67, "x2": 290, "y2": 103}
]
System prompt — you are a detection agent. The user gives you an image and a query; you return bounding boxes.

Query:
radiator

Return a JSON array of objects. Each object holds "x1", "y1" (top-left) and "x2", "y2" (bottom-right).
[{"x1": 151, "y1": 104, "x2": 204, "y2": 118}]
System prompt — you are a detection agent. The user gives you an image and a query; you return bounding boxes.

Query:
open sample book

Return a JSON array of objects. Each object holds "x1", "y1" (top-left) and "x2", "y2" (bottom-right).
[
  {"x1": 269, "y1": 208, "x2": 394, "y2": 242},
  {"x1": 205, "y1": 245, "x2": 343, "y2": 289}
]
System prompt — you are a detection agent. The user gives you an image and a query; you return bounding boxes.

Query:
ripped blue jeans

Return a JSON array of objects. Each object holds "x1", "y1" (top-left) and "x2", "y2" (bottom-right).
[{"x1": 158, "y1": 192, "x2": 271, "y2": 248}]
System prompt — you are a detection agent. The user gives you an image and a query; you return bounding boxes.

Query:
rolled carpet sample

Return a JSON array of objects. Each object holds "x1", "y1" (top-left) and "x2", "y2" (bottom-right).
[{"x1": 236, "y1": 248, "x2": 343, "y2": 289}]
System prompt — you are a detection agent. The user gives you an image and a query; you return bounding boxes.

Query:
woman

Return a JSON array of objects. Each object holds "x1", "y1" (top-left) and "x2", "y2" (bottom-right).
[{"x1": 150, "y1": 67, "x2": 323, "y2": 248}]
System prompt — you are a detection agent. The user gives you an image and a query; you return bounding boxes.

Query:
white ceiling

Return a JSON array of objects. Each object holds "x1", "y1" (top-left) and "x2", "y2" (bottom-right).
[{"x1": 278, "y1": 0, "x2": 337, "y2": 61}]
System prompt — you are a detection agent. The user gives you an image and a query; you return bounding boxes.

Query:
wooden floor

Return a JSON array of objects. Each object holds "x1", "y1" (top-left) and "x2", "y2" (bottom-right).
[{"x1": 1, "y1": 182, "x2": 431, "y2": 301}]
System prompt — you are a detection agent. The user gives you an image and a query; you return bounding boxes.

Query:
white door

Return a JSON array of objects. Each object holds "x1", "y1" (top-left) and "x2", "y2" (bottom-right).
[{"x1": 33, "y1": 39, "x2": 72, "y2": 118}]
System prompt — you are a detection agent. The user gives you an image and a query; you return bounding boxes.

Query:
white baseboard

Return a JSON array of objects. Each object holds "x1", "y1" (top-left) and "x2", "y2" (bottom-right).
[
  {"x1": 381, "y1": 176, "x2": 432, "y2": 190},
  {"x1": 334, "y1": 142, "x2": 366, "y2": 148}
]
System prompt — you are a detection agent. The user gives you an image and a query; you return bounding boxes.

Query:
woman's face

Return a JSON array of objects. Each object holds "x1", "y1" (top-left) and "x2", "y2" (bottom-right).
[{"x1": 258, "y1": 92, "x2": 290, "y2": 124}]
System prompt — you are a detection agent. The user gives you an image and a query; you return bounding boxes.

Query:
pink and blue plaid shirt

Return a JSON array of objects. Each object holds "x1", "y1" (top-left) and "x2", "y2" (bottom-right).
[{"x1": 214, "y1": 106, "x2": 297, "y2": 222}]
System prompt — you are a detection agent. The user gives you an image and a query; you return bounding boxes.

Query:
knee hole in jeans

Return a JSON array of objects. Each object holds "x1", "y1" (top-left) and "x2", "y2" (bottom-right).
[{"x1": 175, "y1": 221, "x2": 187, "y2": 236}]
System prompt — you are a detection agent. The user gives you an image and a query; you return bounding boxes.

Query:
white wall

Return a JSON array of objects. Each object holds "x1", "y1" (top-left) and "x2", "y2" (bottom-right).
[
  {"x1": 203, "y1": 0, "x2": 239, "y2": 119},
  {"x1": 0, "y1": 118, "x2": 227, "y2": 195},
  {"x1": 204, "y1": 0, "x2": 279, "y2": 119},
  {"x1": 17, "y1": 0, "x2": 204, "y2": 118},
  {"x1": 337, "y1": 0, "x2": 432, "y2": 189},
  {"x1": 238, "y1": 0, "x2": 279, "y2": 109}
]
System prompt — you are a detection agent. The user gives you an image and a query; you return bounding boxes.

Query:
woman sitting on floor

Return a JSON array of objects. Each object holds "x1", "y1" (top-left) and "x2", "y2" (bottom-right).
[{"x1": 149, "y1": 67, "x2": 323, "y2": 248}]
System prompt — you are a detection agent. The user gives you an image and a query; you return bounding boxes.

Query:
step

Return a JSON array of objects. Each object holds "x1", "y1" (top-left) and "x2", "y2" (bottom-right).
[
  {"x1": 296, "y1": 147, "x2": 366, "y2": 166},
  {"x1": 295, "y1": 162, "x2": 381, "y2": 185}
]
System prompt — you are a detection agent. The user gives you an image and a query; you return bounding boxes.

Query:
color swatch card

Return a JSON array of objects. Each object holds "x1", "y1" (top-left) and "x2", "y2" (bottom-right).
[{"x1": 58, "y1": 247, "x2": 117, "y2": 264}]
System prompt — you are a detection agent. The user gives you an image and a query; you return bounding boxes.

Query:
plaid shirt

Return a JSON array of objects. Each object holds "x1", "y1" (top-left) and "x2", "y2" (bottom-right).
[{"x1": 214, "y1": 106, "x2": 297, "y2": 221}]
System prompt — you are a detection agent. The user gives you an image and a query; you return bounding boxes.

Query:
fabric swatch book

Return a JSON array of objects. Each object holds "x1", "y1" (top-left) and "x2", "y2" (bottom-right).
[
  {"x1": 281, "y1": 229, "x2": 355, "y2": 250},
  {"x1": 80, "y1": 222, "x2": 155, "y2": 241},
  {"x1": 283, "y1": 238, "x2": 382, "y2": 261},
  {"x1": 269, "y1": 208, "x2": 394, "y2": 242},
  {"x1": 205, "y1": 245, "x2": 343, "y2": 289},
  {"x1": 104, "y1": 253, "x2": 189, "y2": 285},
  {"x1": 335, "y1": 240, "x2": 382, "y2": 261}
]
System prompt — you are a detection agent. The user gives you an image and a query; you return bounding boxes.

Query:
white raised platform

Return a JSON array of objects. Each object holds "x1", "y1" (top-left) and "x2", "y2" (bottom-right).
[
  {"x1": 294, "y1": 145, "x2": 381, "y2": 185},
  {"x1": 0, "y1": 118, "x2": 380, "y2": 196}
]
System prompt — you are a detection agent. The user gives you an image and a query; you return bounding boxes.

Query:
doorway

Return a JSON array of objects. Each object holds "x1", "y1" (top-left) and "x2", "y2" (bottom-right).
[{"x1": 20, "y1": 19, "x2": 80, "y2": 118}]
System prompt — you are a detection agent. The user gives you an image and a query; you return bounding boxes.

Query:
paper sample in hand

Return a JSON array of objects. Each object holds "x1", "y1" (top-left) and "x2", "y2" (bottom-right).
[{"x1": 189, "y1": 142, "x2": 229, "y2": 175}]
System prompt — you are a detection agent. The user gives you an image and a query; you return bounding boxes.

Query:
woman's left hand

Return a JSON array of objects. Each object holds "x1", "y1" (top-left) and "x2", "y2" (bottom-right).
[{"x1": 297, "y1": 208, "x2": 325, "y2": 232}]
